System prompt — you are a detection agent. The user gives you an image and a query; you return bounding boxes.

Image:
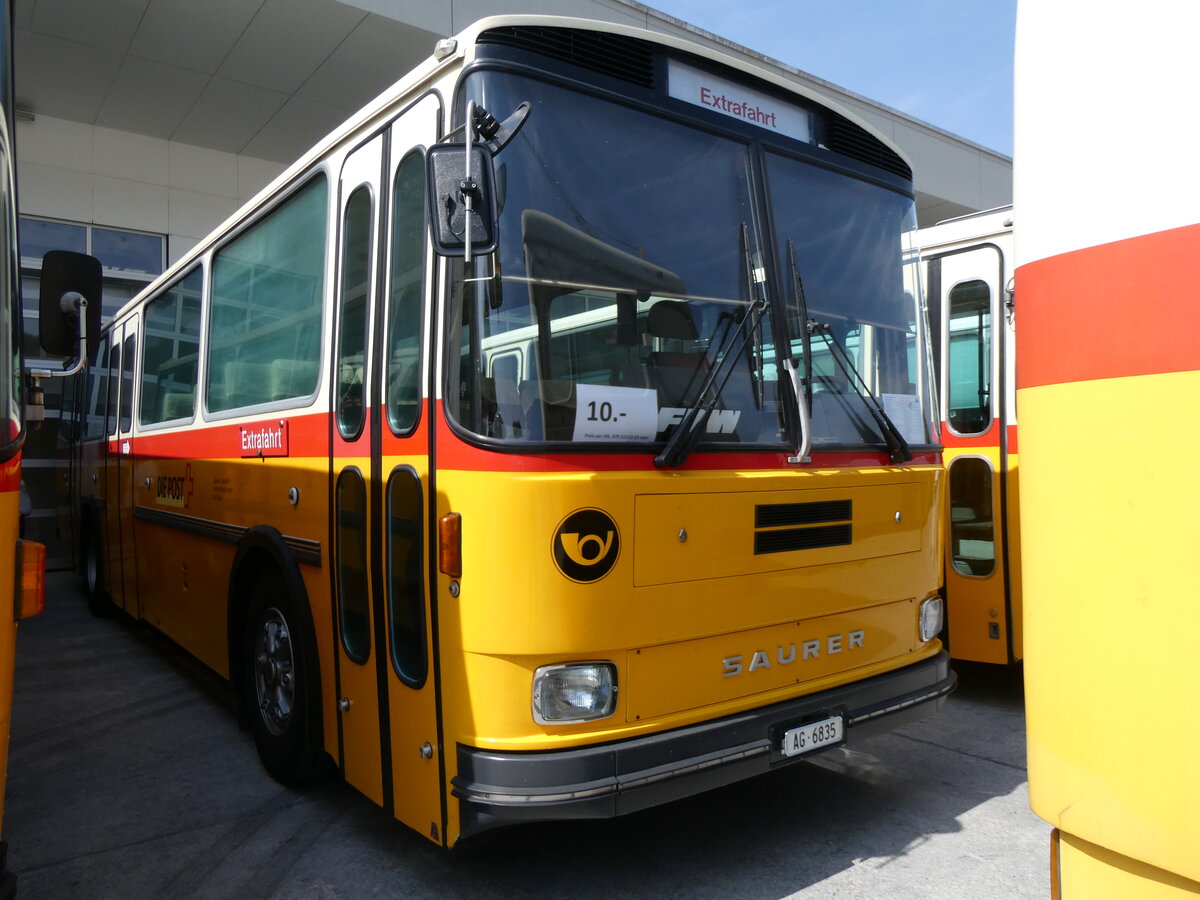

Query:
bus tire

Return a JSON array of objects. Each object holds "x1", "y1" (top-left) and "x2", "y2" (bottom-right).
[
  {"x1": 240, "y1": 572, "x2": 326, "y2": 784},
  {"x1": 82, "y1": 524, "x2": 111, "y2": 616}
]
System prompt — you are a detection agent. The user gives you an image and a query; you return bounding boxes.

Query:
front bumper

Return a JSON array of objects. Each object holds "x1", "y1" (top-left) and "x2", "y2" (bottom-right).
[{"x1": 453, "y1": 650, "x2": 955, "y2": 838}]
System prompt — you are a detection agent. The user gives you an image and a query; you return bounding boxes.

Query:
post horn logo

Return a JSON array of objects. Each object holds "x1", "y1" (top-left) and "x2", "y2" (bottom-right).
[{"x1": 553, "y1": 508, "x2": 620, "y2": 583}]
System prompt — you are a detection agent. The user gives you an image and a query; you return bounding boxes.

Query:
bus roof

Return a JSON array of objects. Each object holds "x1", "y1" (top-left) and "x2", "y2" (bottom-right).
[{"x1": 108, "y1": 14, "x2": 912, "y2": 328}]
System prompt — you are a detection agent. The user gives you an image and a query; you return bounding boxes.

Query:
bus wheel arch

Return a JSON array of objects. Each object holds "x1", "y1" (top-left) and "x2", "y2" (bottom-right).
[{"x1": 228, "y1": 527, "x2": 328, "y2": 783}]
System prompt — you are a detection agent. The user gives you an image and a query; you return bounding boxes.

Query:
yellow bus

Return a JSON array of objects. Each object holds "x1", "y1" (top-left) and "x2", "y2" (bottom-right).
[
  {"x1": 1017, "y1": 2, "x2": 1200, "y2": 895},
  {"x1": 918, "y1": 207, "x2": 1021, "y2": 664},
  {"x1": 64, "y1": 16, "x2": 953, "y2": 847},
  {"x1": 0, "y1": 0, "x2": 99, "y2": 892},
  {"x1": 0, "y1": 4, "x2": 31, "y2": 890}
]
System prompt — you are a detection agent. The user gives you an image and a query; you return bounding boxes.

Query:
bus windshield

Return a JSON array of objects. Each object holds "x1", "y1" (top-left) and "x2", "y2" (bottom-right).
[
  {"x1": 768, "y1": 153, "x2": 931, "y2": 450},
  {"x1": 444, "y1": 68, "x2": 931, "y2": 452}
]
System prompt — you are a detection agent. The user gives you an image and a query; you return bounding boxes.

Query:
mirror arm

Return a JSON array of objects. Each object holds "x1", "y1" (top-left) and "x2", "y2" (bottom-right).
[
  {"x1": 28, "y1": 292, "x2": 88, "y2": 380},
  {"x1": 463, "y1": 100, "x2": 475, "y2": 265}
]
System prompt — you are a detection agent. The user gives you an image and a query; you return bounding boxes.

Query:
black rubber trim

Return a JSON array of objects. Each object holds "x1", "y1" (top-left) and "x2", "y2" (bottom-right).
[
  {"x1": 452, "y1": 651, "x2": 954, "y2": 838},
  {"x1": 0, "y1": 840, "x2": 15, "y2": 900},
  {"x1": 133, "y1": 505, "x2": 321, "y2": 567}
]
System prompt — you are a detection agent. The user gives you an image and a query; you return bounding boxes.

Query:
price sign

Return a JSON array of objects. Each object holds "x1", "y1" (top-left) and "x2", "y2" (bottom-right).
[{"x1": 572, "y1": 385, "x2": 658, "y2": 442}]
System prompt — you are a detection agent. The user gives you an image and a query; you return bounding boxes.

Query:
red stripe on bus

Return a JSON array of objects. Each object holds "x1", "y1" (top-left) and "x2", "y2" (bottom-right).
[
  {"x1": 124, "y1": 410, "x2": 433, "y2": 459},
  {"x1": 1017, "y1": 224, "x2": 1200, "y2": 388},
  {"x1": 433, "y1": 409, "x2": 938, "y2": 472},
  {"x1": 115, "y1": 411, "x2": 330, "y2": 459},
  {"x1": 100, "y1": 407, "x2": 939, "y2": 471},
  {"x1": 938, "y1": 422, "x2": 1017, "y2": 453}
]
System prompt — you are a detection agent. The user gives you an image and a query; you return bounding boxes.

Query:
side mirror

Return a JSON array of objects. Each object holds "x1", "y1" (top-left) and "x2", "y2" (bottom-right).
[
  {"x1": 426, "y1": 101, "x2": 530, "y2": 259},
  {"x1": 39, "y1": 250, "x2": 101, "y2": 358},
  {"x1": 426, "y1": 143, "x2": 498, "y2": 257}
]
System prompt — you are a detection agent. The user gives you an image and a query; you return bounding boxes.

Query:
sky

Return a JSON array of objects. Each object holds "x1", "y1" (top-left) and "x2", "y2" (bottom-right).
[{"x1": 648, "y1": 0, "x2": 1015, "y2": 156}]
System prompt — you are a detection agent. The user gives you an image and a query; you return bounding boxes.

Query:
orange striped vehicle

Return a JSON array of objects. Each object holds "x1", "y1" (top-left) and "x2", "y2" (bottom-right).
[
  {"x1": 0, "y1": 1, "x2": 101, "y2": 892},
  {"x1": 64, "y1": 16, "x2": 953, "y2": 847},
  {"x1": 919, "y1": 207, "x2": 1021, "y2": 664},
  {"x1": 1017, "y1": 2, "x2": 1200, "y2": 894}
]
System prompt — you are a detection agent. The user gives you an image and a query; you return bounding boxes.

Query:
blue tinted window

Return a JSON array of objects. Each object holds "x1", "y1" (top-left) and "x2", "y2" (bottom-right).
[
  {"x1": 92, "y1": 227, "x2": 164, "y2": 275},
  {"x1": 19, "y1": 218, "x2": 86, "y2": 263}
]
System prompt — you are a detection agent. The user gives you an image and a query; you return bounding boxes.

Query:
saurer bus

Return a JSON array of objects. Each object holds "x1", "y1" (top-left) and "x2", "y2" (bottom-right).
[
  {"x1": 63, "y1": 16, "x2": 954, "y2": 847},
  {"x1": 1017, "y1": 2, "x2": 1200, "y2": 895},
  {"x1": 918, "y1": 207, "x2": 1020, "y2": 664}
]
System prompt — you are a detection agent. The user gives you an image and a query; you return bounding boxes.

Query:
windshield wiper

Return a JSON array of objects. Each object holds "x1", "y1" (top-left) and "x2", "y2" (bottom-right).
[
  {"x1": 786, "y1": 241, "x2": 813, "y2": 410},
  {"x1": 788, "y1": 260, "x2": 913, "y2": 464},
  {"x1": 654, "y1": 224, "x2": 768, "y2": 468}
]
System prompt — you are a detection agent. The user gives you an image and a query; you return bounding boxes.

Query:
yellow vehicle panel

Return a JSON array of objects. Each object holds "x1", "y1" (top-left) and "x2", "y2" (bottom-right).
[
  {"x1": 1056, "y1": 831, "x2": 1200, "y2": 899},
  {"x1": 0, "y1": 489, "x2": 17, "y2": 834},
  {"x1": 434, "y1": 463, "x2": 943, "y2": 753},
  {"x1": 942, "y1": 443, "x2": 1020, "y2": 663},
  {"x1": 626, "y1": 597, "x2": 925, "y2": 720},
  {"x1": 634, "y1": 480, "x2": 922, "y2": 586},
  {"x1": 1023, "y1": 373, "x2": 1200, "y2": 886}
]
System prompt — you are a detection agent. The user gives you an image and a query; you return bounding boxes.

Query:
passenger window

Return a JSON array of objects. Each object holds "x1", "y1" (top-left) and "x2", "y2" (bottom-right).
[
  {"x1": 946, "y1": 280, "x2": 991, "y2": 435},
  {"x1": 949, "y1": 456, "x2": 995, "y2": 577},
  {"x1": 140, "y1": 267, "x2": 202, "y2": 425},
  {"x1": 386, "y1": 468, "x2": 426, "y2": 687},
  {"x1": 208, "y1": 175, "x2": 327, "y2": 413},
  {"x1": 386, "y1": 152, "x2": 425, "y2": 435},
  {"x1": 104, "y1": 342, "x2": 120, "y2": 435},
  {"x1": 337, "y1": 186, "x2": 372, "y2": 439},
  {"x1": 82, "y1": 335, "x2": 110, "y2": 441},
  {"x1": 336, "y1": 468, "x2": 370, "y2": 664},
  {"x1": 119, "y1": 334, "x2": 136, "y2": 434}
]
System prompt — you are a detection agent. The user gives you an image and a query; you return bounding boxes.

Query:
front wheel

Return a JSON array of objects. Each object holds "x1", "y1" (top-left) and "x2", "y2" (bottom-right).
[{"x1": 240, "y1": 574, "x2": 327, "y2": 784}]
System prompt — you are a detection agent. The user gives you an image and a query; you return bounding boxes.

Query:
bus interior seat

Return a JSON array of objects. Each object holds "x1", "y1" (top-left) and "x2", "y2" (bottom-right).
[
  {"x1": 271, "y1": 359, "x2": 320, "y2": 402},
  {"x1": 520, "y1": 379, "x2": 574, "y2": 441},
  {"x1": 221, "y1": 360, "x2": 273, "y2": 408},
  {"x1": 386, "y1": 359, "x2": 418, "y2": 420},
  {"x1": 160, "y1": 391, "x2": 195, "y2": 421},
  {"x1": 480, "y1": 376, "x2": 525, "y2": 439},
  {"x1": 494, "y1": 376, "x2": 524, "y2": 438},
  {"x1": 646, "y1": 300, "x2": 709, "y2": 406},
  {"x1": 808, "y1": 374, "x2": 879, "y2": 444}
]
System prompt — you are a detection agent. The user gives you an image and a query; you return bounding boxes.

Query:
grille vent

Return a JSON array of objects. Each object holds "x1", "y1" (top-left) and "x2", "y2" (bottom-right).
[
  {"x1": 478, "y1": 26, "x2": 656, "y2": 89},
  {"x1": 756, "y1": 500, "x2": 851, "y2": 528},
  {"x1": 754, "y1": 499, "x2": 852, "y2": 555},
  {"x1": 825, "y1": 117, "x2": 912, "y2": 180}
]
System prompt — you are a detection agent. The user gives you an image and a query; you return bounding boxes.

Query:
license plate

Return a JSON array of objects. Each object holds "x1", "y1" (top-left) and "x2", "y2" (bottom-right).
[{"x1": 781, "y1": 715, "x2": 844, "y2": 757}]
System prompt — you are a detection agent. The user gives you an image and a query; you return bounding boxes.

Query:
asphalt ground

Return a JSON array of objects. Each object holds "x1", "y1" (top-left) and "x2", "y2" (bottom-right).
[{"x1": 5, "y1": 572, "x2": 1050, "y2": 899}]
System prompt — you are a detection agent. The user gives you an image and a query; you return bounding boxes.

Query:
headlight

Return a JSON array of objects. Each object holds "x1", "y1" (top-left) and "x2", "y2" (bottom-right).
[
  {"x1": 919, "y1": 596, "x2": 945, "y2": 643},
  {"x1": 532, "y1": 662, "x2": 617, "y2": 724}
]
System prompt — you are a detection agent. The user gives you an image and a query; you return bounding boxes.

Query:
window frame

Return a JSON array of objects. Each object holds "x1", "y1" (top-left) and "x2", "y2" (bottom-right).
[
  {"x1": 203, "y1": 170, "x2": 331, "y2": 420},
  {"x1": 138, "y1": 265, "x2": 204, "y2": 429}
]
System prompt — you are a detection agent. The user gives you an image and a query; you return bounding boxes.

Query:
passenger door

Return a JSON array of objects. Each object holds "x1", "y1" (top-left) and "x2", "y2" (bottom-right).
[
  {"x1": 104, "y1": 318, "x2": 140, "y2": 616},
  {"x1": 330, "y1": 94, "x2": 443, "y2": 843},
  {"x1": 934, "y1": 245, "x2": 1012, "y2": 663},
  {"x1": 376, "y1": 96, "x2": 442, "y2": 843},
  {"x1": 332, "y1": 133, "x2": 388, "y2": 807}
]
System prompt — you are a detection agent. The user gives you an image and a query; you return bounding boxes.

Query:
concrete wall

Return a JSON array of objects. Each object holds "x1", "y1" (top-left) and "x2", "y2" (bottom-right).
[{"x1": 16, "y1": 115, "x2": 285, "y2": 266}]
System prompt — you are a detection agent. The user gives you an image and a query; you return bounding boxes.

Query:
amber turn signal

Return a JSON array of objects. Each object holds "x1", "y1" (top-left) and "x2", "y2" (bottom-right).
[
  {"x1": 438, "y1": 513, "x2": 462, "y2": 578},
  {"x1": 15, "y1": 539, "x2": 46, "y2": 620}
]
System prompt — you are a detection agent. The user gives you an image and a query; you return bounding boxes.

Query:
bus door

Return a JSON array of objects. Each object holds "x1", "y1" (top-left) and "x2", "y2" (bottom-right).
[
  {"x1": 935, "y1": 245, "x2": 1012, "y2": 662},
  {"x1": 331, "y1": 96, "x2": 443, "y2": 841},
  {"x1": 332, "y1": 133, "x2": 388, "y2": 808},
  {"x1": 376, "y1": 97, "x2": 441, "y2": 842},
  {"x1": 105, "y1": 319, "x2": 140, "y2": 616}
]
